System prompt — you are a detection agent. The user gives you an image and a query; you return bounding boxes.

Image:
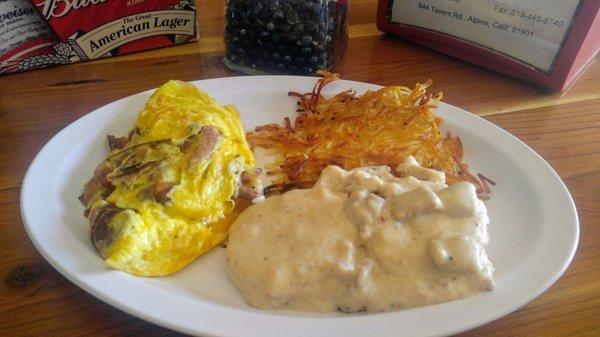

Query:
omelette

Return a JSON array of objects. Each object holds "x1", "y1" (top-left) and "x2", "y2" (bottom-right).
[{"x1": 79, "y1": 80, "x2": 259, "y2": 276}]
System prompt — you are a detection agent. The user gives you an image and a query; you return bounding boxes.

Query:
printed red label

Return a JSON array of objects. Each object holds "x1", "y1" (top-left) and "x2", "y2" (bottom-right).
[{"x1": 0, "y1": 0, "x2": 197, "y2": 74}]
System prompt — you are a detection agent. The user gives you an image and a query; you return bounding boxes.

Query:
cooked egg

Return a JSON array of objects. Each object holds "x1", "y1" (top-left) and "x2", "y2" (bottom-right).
[{"x1": 80, "y1": 80, "x2": 254, "y2": 276}]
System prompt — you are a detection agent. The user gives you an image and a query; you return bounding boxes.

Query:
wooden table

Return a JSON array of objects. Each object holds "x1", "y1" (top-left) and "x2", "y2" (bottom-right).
[{"x1": 1, "y1": 1, "x2": 598, "y2": 336}]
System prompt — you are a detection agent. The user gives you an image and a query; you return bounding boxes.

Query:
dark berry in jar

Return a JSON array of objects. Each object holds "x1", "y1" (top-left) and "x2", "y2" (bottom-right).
[
  {"x1": 273, "y1": 9, "x2": 284, "y2": 20},
  {"x1": 300, "y1": 35, "x2": 312, "y2": 46},
  {"x1": 236, "y1": 47, "x2": 246, "y2": 58},
  {"x1": 280, "y1": 23, "x2": 291, "y2": 32},
  {"x1": 301, "y1": 67, "x2": 314, "y2": 74},
  {"x1": 284, "y1": 6, "x2": 299, "y2": 25},
  {"x1": 271, "y1": 33, "x2": 282, "y2": 44},
  {"x1": 224, "y1": 0, "x2": 348, "y2": 75},
  {"x1": 293, "y1": 23, "x2": 305, "y2": 36},
  {"x1": 276, "y1": 45, "x2": 287, "y2": 55},
  {"x1": 306, "y1": 22, "x2": 318, "y2": 33}
]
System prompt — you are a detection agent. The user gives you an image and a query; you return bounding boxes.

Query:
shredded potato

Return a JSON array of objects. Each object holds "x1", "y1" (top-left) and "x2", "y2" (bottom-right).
[{"x1": 247, "y1": 71, "x2": 490, "y2": 199}]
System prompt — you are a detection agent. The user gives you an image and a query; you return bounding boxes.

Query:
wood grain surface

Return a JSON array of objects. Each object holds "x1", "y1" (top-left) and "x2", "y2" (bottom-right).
[{"x1": 1, "y1": 1, "x2": 599, "y2": 336}]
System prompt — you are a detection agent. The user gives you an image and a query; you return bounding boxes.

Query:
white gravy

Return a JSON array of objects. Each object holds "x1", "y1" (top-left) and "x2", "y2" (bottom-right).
[{"x1": 228, "y1": 156, "x2": 494, "y2": 313}]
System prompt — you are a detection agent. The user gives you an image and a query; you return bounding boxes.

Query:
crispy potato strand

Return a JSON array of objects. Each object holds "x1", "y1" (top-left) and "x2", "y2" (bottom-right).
[{"x1": 247, "y1": 71, "x2": 490, "y2": 199}]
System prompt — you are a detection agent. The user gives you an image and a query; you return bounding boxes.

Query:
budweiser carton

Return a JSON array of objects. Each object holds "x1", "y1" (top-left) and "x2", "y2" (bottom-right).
[{"x1": 0, "y1": 0, "x2": 198, "y2": 74}]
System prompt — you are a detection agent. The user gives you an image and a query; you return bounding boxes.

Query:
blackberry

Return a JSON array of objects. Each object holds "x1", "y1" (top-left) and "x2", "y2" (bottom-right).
[
  {"x1": 314, "y1": 44, "x2": 326, "y2": 54},
  {"x1": 284, "y1": 6, "x2": 299, "y2": 25},
  {"x1": 308, "y1": 56, "x2": 319, "y2": 65},
  {"x1": 301, "y1": 67, "x2": 314, "y2": 74},
  {"x1": 248, "y1": 48, "x2": 258, "y2": 59},
  {"x1": 271, "y1": 33, "x2": 282, "y2": 44},
  {"x1": 273, "y1": 9, "x2": 284, "y2": 20},
  {"x1": 280, "y1": 23, "x2": 291, "y2": 32},
  {"x1": 276, "y1": 45, "x2": 287, "y2": 55},
  {"x1": 236, "y1": 47, "x2": 246, "y2": 58},
  {"x1": 300, "y1": 35, "x2": 312, "y2": 46},
  {"x1": 293, "y1": 23, "x2": 305, "y2": 36}
]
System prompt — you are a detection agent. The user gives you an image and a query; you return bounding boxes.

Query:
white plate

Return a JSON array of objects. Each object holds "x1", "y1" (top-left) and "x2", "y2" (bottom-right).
[{"x1": 21, "y1": 76, "x2": 579, "y2": 337}]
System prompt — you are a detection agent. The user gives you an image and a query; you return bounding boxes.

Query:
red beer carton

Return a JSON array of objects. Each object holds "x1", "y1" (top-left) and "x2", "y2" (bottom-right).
[{"x1": 0, "y1": 0, "x2": 198, "y2": 74}]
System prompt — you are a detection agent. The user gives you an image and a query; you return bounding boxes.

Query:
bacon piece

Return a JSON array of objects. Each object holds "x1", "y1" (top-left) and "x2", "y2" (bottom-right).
[
  {"x1": 111, "y1": 160, "x2": 161, "y2": 179},
  {"x1": 187, "y1": 126, "x2": 221, "y2": 168},
  {"x1": 88, "y1": 203, "x2": 125, "y2": 258},
  {"x1": 107, "y1": 135, "x2": 129, "y2": 151},
  {"x1": 236, "y1": 171, "x2": 262, "y2": 200},
  {"x1": 152, "y1": 175, "x2": 174, "y2": 203},
  {"x1": 79, "y1": 162, "x2": 114, "y2": 206},
  {"x1": 237, "y1": 185, "x2": 258, "y2": 200}
]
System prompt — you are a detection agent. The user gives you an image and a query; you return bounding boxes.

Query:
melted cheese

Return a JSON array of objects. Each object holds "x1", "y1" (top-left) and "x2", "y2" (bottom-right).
[{"x1": 228, "y1": 157, "x2": 494, "y2": 312}]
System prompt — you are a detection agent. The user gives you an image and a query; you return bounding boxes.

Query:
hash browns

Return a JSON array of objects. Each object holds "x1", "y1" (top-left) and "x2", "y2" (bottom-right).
[{"x1": 246, "y1": 71, "x2": 490, "y2": 198}]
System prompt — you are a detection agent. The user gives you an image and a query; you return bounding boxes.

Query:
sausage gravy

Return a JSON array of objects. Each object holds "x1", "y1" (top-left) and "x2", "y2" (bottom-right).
[{"x1": 228, "y1": 156, "x2": 494, "y2": 313}]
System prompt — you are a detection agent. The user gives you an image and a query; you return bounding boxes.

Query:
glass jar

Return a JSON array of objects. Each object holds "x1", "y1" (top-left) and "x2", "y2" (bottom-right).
[{"x1": 224, "y1": 0, "x2": 348, "y2": 75}]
